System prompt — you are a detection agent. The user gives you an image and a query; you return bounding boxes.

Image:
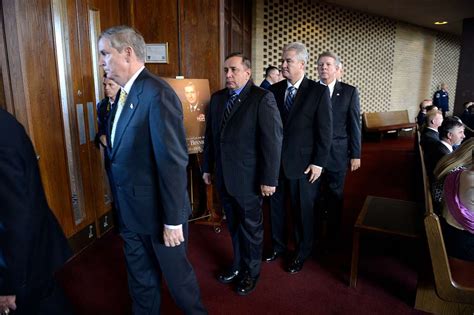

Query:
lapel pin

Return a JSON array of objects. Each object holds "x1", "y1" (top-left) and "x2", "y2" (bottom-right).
[
  {"x1": 130, "y1": 103, "x2": 134, "y2": 109},
  {"x1": 336, "y1": 93, "x2": 340, "y2": 96}
]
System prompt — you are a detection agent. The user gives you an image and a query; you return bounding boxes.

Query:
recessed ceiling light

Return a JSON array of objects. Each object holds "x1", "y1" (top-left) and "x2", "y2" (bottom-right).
[{"x1": 434, "y1": 21, "x2": 448, "y2": 25}]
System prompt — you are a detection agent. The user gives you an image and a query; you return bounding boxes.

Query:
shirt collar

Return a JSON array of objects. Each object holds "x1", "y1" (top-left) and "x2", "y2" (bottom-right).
[
  {"x1": 287, "y1": 75, "x2": 304, "y2": 90},
  {"x1": 440, "y1": 140, "x2": 453, "y2": 152},
  {"x1": 230, "y1": 83, "x2": 246, "y2": 96},
  {"x1": 122, "y1": 66, "x2": 145, "y2": 94},
  {"x1": 319, "y1": 79, "x2": 337, "y2": 97}
]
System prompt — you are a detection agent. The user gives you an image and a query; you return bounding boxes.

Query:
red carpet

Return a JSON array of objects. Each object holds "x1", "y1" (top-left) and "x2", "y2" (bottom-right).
[{"x1": 57, "y1": 134, "x2": 427, "y2": 314}]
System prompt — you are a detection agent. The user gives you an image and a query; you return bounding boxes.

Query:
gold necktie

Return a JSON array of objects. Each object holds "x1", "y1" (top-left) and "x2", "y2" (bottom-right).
[
  {"x1": 118, "y1": 89, "x2": 128, "y2": 108},
  {"x1": 111, "y1": 89, "x2": 128, "y2": 147}
]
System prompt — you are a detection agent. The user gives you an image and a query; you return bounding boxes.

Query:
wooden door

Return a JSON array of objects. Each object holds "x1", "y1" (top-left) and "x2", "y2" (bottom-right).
[{"x1": 51, "y1": 0, "x2": 113, "y2": 251}]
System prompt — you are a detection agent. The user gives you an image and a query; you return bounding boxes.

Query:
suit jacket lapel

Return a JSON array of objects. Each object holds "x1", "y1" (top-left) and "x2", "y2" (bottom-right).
[
  {"x1": 331, "y1": 81, "x2": 343, "y2": 108},
  {"x1": 110, "y1": 72, "x2": 145, "y2": 158}
]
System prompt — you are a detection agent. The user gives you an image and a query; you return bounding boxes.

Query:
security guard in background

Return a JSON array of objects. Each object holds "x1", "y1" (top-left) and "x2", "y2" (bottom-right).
[{"x1": 433, "y1": 82, "x2": 449, "y2": 117}]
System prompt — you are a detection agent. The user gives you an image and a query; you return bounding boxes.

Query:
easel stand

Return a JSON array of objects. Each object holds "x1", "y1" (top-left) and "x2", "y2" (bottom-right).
[{"x1": 187, "y1": 153, "x2": 222, "y2": 232}]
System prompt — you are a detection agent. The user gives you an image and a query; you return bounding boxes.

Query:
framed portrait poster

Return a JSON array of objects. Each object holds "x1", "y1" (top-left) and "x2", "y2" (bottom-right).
[{"x1": 163, "y1": 78, "x2": 210, "y2": 154}]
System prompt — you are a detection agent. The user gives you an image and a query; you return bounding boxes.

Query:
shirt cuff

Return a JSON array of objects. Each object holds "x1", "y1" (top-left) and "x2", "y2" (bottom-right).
[
  {"x1": 312, "y1": 164, "x2": 323, "y2": 171},
  {"x1": 164, "y1": 224, "x2": 182, "y2": 230}
]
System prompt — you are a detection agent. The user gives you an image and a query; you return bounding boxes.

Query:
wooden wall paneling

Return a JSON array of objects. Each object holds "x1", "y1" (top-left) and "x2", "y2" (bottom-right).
[
  {"x1": 224, "y1": 0, "x2": 231, "y2": 57},
  {"x1": 131, "y1": 0, "x2": 180, "y2": 77},
  {"x1": 1, "y1": 0, "x2": 74, "y2": 236},
  {"x1": 182, "y1": 0, "x2": 221, "y2": 93},
  {"x1": 88, "y1": 0, "x2": 123, "y2": 30},
  {"x1": 1, "y1": 1, "x2": 29, "y2": 129},
  {"x1": 223, "y1": 0, "x2": 252, "y2": 59},
  {"x1": 243, "y1": 0, "x2": 252, "y2": 59},
  {"x1": 0, "y1": 4, "x2": 13, "y2": 113}
]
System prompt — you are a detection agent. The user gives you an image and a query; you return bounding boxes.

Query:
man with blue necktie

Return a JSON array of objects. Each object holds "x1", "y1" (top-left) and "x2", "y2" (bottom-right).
[
  {"x1": 202, "y1": 52, "x2": 282, "y2": 295},
  {"x1": 265, "y1": 42, "x2": 332, "y2": 274}
]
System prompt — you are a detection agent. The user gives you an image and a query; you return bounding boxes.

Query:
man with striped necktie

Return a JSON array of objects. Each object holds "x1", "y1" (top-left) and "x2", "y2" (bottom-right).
[
  {"x1": 202, "y1": 52, "x2": 283, "y2": 295},
  {"x1": 265, "y1": 42, "x2": 332, "y2": 274}
]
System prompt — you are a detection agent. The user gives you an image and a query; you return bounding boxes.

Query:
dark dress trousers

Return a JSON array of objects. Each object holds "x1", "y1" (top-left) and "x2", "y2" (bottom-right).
[
  {"x1": 319, "y1": 81, "x2": 361, "y2": 238},
  {"x1": 0, "y1": 108, "x2": 72, "y2": 315},
  {"x1": 202, "y1": 81, "x2": 283, "y2": 277},
  {"x1": 269, "y1": 77, "x2": 332, "y2": 260},
  {"x1": 106, "y1": 69, "x2": 206, "y2": 314}
]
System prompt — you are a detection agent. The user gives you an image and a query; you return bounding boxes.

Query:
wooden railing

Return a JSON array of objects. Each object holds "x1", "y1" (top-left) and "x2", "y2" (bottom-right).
[{"x1": 415, "y1": 129, "x2": 474, "y2": 314}]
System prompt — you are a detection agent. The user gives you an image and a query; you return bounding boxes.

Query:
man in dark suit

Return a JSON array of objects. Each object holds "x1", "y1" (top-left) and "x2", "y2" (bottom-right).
[
  {"x1": 95, "y1": 76, "x2": 121, "y2": 149},
  {"x1": 316, "y1": 51, "x2": 361, "y2": 245},
  {"x1": 0, "y1": 108, "x2": 72, "y2": 315},
  {"x1": 259, "y1": 66, "x2": 280, "y2": 90},
  {"x1": 415, "y1": 99, "x2": 434, "y2": 128},
  {"x1": 424, "y1": 117, "x2": 465, "y2": 180},
  {"x1": 265, "y1": 42, "x2": 332, "y2": 273},
  {"x1": 420, "y1": 109, "x2": 443, "y2": 150},
  {"x1": 98, "y1": 26, "x2": 206, "y2": 314},
  {"x1": 202, "y1": 53, "x2": 283, "y2": 295}
]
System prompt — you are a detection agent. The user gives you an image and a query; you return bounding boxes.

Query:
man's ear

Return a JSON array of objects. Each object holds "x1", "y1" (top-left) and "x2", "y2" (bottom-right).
[{"x1": 124, "y1": 46, "x2": 133, "y2": 62}]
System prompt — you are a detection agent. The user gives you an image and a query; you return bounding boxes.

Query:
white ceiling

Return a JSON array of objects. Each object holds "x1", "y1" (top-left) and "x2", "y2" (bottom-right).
[{"x1": 319, "y1": 0, "x2": 474, "y2": 35}]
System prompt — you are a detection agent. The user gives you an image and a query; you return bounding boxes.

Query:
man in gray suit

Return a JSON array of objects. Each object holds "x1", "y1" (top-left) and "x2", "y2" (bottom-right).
[{"x1": 202, "y1": 53, "x2": 282, "y2": 295}]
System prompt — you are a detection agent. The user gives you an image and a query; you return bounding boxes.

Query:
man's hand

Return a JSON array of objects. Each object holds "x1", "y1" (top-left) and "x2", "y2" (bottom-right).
[
  {"x1": 260, "y1": 185, "x2": 276, "y2": 197},
  {"x1": 350, "y1": 159, "x2": 361, "y2": 172},
  {"x1": 163, "y1": 226, "x2": 185, "y2": 247},
  {"x1": 304, "y1": 164, "x2": 322, "y2": 183},
  {"x1": 0, "y1": 295, "x2": 16, "y2": 313},
  {"x1": 202, "y1": 172, "x2": 211, "y2": 185}
]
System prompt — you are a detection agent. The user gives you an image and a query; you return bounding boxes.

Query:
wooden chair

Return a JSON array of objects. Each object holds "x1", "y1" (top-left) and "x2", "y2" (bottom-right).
[{"x1": 363, "y1": 110, "x2": 416, "y2": 140}]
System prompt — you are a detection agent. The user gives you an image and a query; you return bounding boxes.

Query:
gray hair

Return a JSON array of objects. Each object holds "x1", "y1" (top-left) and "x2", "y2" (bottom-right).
[
  {"x1": 317, "y1": 51, "x2": 341, "y2": 67},
  {"x1": 283, "y1": 42, "x2": 309, "y2": 64},
  {"x1": 99, "y1": 25, "x2": 146, "y2": 62}
]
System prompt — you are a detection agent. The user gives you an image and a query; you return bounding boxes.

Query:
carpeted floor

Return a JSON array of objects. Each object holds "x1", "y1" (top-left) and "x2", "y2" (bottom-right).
[{"x1": 57, "y1": 134, "x2": 428, "y2": 314}]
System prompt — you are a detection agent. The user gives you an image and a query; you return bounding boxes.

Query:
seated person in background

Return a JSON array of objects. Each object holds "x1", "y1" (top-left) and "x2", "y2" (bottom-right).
[
  {"x1": 95, "y1": 76, "x2": 120, "y2": 148},
  {"x1": 424, "y1": 117, "x2": 465, "y2": 181},
  {"x1": 432, "y1": 138, "x2": 474, "y2": 212},
  {"x1": 259, "y1": 66, "x2": 280, "y2": 90},
  {"x1": 416, "y1": 99, "x2": 434, "y2": 128},
  {"x1": 420, "y1": 109, "x2": 443, "y2": 149},
  {"x1": 434, "y1": 141, "x2": 474, "y2": 261},
  {"x1": 461, "y1": 101, "x2": 474, "y2": 139}
]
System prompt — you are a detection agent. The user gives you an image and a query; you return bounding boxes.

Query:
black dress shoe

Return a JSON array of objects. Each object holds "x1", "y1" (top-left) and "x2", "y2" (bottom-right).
[
  {"x1": 263, "y1": 250, "x2": 283, "y2": 262},
  {"x1": 287, "y1": 259, "x2": 304, "y2": 274},
  {"x1": 217, "y1": 270, "x2": 240, "y2": 284},
  {"x1": 236, "y1": 274, "x2": 258, "y2": 296}
]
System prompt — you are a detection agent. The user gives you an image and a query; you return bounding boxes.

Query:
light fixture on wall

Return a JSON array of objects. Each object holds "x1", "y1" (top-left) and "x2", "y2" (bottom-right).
[{"x1": 434, "y1": 21, "x2": 448, "y2": 25}]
